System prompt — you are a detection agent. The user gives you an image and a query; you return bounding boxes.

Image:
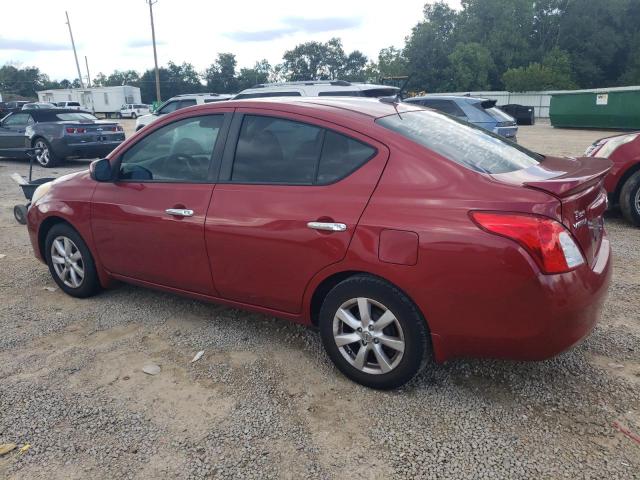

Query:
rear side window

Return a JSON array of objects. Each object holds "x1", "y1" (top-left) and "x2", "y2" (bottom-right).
[
  {"x1": 230, "y1": 115, "x2": 376, "y2": 185},
  {"x1": 204, "y1": 98, "x2": 226, "y2": 103},
  {"x1": 376, "y1": 110, "x2": 541, "y2": 174},
  {"x1": 317, "y1": 131, "x2": 375, "y2": 183},
  {"x1": 422, "y1": 99, "x2": 466, "y2": 117},
  {"x1": 234, "y1": 91, "x2": 302, "y2": 99},
  {"x1": 232, "y1": 115, "x2": 322, "y2": 184}
]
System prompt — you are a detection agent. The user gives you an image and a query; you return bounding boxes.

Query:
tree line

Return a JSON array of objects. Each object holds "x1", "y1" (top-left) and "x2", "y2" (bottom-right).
[{"x1": 2, "y1": 0, "x2": 638, "y2": 103}]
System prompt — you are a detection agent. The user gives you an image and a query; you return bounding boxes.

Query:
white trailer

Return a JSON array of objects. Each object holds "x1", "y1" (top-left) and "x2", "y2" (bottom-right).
[{"x1": 37, "y1": 86, "x2": 141, "y2": 118}]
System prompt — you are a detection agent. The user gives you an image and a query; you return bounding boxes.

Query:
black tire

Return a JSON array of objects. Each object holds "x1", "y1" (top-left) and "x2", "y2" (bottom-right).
[
  {"x1": 13, "y1": 205, "x2": 27, "y2": 224},
  {"x1": 45, "y1": 223, "x2": 101, "y2": 298},
  {"x1": 32, "y1": 137, "x2": 61, "y2": 168},
  {"x1": 131, "y1": 112, "x2": 137, "y2": 119},
  {"x1": 319, "y1": 274, "x2": 431, "y2": 390},
  {"x1": 620, "y1": 170, "x2": 640, "y2": 227}
]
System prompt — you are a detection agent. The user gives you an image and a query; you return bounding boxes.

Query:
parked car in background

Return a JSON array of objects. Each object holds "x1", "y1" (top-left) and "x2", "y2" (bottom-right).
[
  {"x1": 23, "y1": 102, "x2": 58, "y2": 110},
  {"x1": 0, "y1": 101, "x2": 30, "y2": 117},
  {"x1": 26, "y1": 97, "x2": 612, "y2": 389},
  {"x1": 404, "y1": 95, "x2": 518, "y2": 140},
  {"x1": 233, "y1": 80, "x2": 399, "y2": 99},
  {"x1": 55, "y1": 101, "x2": 82, "y2": 110},
  {"x1": 135, "y1": 93, "x2": 233, "y2": 131},
  {"x1": 0, "y1": 109, "x2": 124, "y2": 167},
  {"x1": 585, "y1": 132, "x2": 640, "y2": 226},
  {"x1": 120, "y1": 103, "x2": 150, "y2": 119}
]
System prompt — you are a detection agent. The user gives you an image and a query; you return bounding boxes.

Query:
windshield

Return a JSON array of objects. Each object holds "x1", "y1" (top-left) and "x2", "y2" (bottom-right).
[
  {"x1": 55, "y1": 112, "x2": 98, "y2": 121},
  {"x1": 376, "y1": 110, "x2": 541, "y2": 174}
]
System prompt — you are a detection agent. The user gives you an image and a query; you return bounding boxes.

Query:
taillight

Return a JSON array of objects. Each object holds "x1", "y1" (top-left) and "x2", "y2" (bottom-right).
[
  {"x1": 470, "y1": 212, "x2": 585, "y2": 274},
  {"x1": 65, "y1": 127, "x2": 86, "y2": 134}
]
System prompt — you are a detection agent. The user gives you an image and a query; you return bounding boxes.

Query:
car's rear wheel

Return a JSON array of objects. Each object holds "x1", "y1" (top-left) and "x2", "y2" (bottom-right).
[
  {"x1": 620, "y1": 170, "x2": 640, "y2": 227},
  {"x1": 45, "y1": 223, "x2": 100, "y2": 298},
  {"x1": 131, "y1": 112, "x2": 137, "y2": 119},
  {"x1": 319, "y1": 274, "x2": 431, "y2": 389},
  {"x1": 33, "y1": 138, "x2": 60, "y2": 168}
]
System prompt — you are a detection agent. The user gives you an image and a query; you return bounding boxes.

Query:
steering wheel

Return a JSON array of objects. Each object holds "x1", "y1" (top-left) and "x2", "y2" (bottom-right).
[{"x1": 163, "y1": 153, "x2": 200, "y2": 178}]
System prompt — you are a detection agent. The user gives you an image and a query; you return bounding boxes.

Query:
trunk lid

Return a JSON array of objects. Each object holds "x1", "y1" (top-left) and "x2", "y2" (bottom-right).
[{"x1": 493, "y1": 155, "x2": 612, "y2": 267}]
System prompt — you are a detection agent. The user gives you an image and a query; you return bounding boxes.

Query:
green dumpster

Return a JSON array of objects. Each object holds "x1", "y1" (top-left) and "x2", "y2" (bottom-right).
[{"x1": 550, "y1": 89, "x2": 640, "y2": 129}]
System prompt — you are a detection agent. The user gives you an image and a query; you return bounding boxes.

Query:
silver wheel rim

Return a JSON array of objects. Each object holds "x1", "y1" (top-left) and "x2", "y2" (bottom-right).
[
  {"x1": 51, "y1": 236, "x2": 84, "y2": 288},
  {"x1": 332, "y1": 297, "x2": 405, "y2": 375},
  {"x1": 35, "y1": 140, "x2": 50, "y2": 166},
  {"x1": 635, "y1": 187, "x2": 640, "y2": 215}
]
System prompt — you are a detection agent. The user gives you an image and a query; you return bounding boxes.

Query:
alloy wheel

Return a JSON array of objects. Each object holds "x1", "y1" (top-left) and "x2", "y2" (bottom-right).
[
  {"x1": 35, "y1": 140, "x2": 50, "y2": 166},
  {"x1": 635, "y1": 187, "x2": 640, "y2": 215},
  {"x1": 332, "y1": 297, "x2": 405, "y2": 375},
  {"x1": 50, "y1": 236, "x2": 84, "y2": 288}
]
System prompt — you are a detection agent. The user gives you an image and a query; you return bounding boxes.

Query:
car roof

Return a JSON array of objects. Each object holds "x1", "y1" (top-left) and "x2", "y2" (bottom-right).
[
  {"x1": 168, "y1": 93, "x2": 234, "y2": 100},
  {"x1": 21, "y1": 109, "x2": 93, "y2": 121},
  {"x1": 189, "y1": 96, "x2": 423, "y2": 120}
]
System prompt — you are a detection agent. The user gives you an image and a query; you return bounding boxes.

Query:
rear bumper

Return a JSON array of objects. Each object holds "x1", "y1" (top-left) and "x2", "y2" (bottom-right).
[
  {"x1": 433, "y1": 237, "x2": 612, "y2": 362},
  {"x1": 494, "y1": 126, "x2": 518, "y2": 140},
  {"x1": 52, "y1": 138, "x2": 124, "y2": 159}
]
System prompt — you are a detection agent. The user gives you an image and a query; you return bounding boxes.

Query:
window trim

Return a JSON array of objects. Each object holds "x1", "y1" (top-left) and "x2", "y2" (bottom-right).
[
  {"x1": 219, "y1": 112, "x2": 378, "y2": 186},
  {"x1": 111, "y1": 112, "x2": 232, "y2": 184}
]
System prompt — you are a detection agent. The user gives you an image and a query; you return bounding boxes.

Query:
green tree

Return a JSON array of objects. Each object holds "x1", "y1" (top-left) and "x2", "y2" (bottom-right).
[
  {"x1": 281, "y1": 38, "x2": 367, "y2": 81},
  {"x1": 236, "y1": 60, "x2": 272, "y2": 91},
  {"x1": 204, "y1": 53, "x2": 238, "y2": 93},
  {"x1": 404, "y1": 2, "x2": 458, "y2": 92},
  {"x1": 448, "y1": 42, "x2": 494, "y2": 91},
  {"x1": 502, "y1": 48, "x2": 576, "y2": 91},
  {"x1": 104, "y1": 70, "x2": 140, "y2": 86}
]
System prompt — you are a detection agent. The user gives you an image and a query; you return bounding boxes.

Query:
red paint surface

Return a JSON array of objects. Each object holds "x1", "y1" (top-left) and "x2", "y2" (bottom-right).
[{"x1": 27, "y1": 98, "x2": 613, "y2": 363}]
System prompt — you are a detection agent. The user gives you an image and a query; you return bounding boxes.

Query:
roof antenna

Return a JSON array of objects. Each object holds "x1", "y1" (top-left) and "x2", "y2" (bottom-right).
[{"x1": 379, "y1": 75, "x2": 412, "y2": 119}]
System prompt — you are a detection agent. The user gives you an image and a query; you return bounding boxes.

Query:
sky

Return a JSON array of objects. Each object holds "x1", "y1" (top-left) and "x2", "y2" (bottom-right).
[{"x1": 0, "y1": 0, "x2": 460, "y2": 82}]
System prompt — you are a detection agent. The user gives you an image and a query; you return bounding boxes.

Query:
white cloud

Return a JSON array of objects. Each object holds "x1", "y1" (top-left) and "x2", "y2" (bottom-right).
[{"x1": 0, "y1": 0, "x2": 461, "y2": 81}]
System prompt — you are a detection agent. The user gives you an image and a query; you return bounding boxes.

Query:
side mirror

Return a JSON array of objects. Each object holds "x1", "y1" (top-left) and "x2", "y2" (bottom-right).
[{"x1": 90, "y1": 158, "x2": 113, "y2": 182}]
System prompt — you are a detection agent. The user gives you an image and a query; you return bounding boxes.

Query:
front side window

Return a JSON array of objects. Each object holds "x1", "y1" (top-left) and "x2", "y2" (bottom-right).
[
  {"x1": 157, "y1": 101, "x2": 179, "y2": 115},
  {"x1": 119, "y1": 115, "x2": 223, "y2": 182},
  {"x1": 4, "y1": 113, "x2": 31, "y2": 126},
  {"x1": 230, "y1": 115, "x2": 376, "y2": 185},
  {"x1": 376, "y1": 110, "x2": 541, "y2": 174}
]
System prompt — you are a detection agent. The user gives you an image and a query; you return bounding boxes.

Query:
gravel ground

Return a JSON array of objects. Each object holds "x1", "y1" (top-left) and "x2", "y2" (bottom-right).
[{"x1": 0, "y1": 121, "x2": 638, "y2": 479}]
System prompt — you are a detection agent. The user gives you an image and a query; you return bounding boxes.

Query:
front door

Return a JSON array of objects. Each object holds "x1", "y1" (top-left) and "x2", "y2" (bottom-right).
[
  {"x1": 0, "y1": 113, "x2": 33, "y2": 149},
  {"x1": 91, "y1": 112, "x2": 230, "y2": 295},
  {"x1": 205, "y1": 111, "x2": 389, "y2": 313}
]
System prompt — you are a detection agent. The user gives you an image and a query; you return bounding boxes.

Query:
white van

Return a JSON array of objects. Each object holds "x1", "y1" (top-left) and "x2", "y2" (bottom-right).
[
  {"x1": 233, "y1": 80, "x2": 400, "y2": 99},
  {"x1": 56, "y1": 101, "x2": 82, "y2": 110},
  {"x1": 120, "y1": 103, "x2": 150, "y2": 119}
]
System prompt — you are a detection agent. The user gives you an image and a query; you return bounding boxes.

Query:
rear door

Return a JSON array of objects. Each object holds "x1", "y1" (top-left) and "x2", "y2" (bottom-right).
[
  {"x1": 91, "y1": 111, "x2": 232, "y2": 295},
  {"x1": 205, "y1": 109, "x2": 389, "y2": 313}
]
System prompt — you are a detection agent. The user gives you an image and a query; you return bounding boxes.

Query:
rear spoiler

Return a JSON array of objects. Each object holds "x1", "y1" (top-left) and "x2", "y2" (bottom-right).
[
  {"x1": 524, "y1": 157, "x2": 612, "y2": 197},
  {"x1": 480, "y1": 99, "x2": 497, "y2": 109}
]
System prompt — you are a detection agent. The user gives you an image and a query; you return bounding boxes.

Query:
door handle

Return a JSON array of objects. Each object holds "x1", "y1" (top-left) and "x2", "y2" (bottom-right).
[
  {"x1": 307, "y1": 221, "x2": 347, "y2": 232},
  {"x1": 165, "y1": 208, "x2": 194, "y2": 217}
]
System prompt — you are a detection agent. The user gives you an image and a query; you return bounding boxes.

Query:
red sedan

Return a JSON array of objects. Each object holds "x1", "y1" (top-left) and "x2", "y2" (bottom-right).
[
  {"x1": 585, "y1": 132, "x2": 640, "y2": 226},
  {"x1": 26, "y1": 98, "x2": 612, "y2": 389}
]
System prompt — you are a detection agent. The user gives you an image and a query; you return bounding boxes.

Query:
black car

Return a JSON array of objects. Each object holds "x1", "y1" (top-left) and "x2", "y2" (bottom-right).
[
  {"x1": 0, "y1": 109, "x2": 125, "y2": 167},
  {"x1": 0, "y1": 101, "x2": 30, "y2": 118}
]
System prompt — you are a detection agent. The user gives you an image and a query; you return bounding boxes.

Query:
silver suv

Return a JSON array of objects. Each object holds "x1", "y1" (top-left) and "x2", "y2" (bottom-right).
[
  {"x1": 135, "y1": 93, "x2": 233, "y2": 131},
  {"x1": 233, "y1": 80, "x2": 399, "y2": 100}
]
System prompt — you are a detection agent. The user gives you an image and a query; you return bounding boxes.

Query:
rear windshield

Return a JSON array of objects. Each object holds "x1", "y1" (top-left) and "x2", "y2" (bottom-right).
[
  {"x1": 485, "y1": 106, "x2": 513, "y2": 122},
  {"x1": 376, "y1": 110, "x2": 541, "y2": 174},
  {"x1": 67, "y1": 102, "x2": 80, "y2": 106},
  {"x1": 55, "y1": 112, "x2": 98, "y2": 121}
]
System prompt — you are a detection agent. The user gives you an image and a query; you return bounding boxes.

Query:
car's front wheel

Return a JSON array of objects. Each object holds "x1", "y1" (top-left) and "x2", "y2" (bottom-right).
[
  {"x1": 131, "y1": 112, "x2": 137, "y2": 119},
  {"x1": 620, "y1": 170, "x2": 640, "y2": 227},
  {"x1": 33, "y1": 138, "x2": 60, "y2": 168},
  {"x1": 319, "y1": 274, "x2": 431, "y2": 389},
  {"x1": 45, "y1": 223, "x2": 100, "y2": 298}
]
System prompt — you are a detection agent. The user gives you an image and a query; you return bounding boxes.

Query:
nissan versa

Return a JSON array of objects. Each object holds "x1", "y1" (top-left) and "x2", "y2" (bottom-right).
[{"x1": 26, "y1": 98, "x2": 612, "y2": 389}]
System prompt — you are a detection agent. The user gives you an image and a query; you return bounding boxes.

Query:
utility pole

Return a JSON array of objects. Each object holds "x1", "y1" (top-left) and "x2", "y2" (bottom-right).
[
  {"x1": 147, "y1": 0, "x2": 161, "y2": 103},
  {"x1": 84, "y1": 56, "x2": 92, "y2": 88},
  {"x1": 65, "y1": 11, "x2": 85, "y2": 88}
]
